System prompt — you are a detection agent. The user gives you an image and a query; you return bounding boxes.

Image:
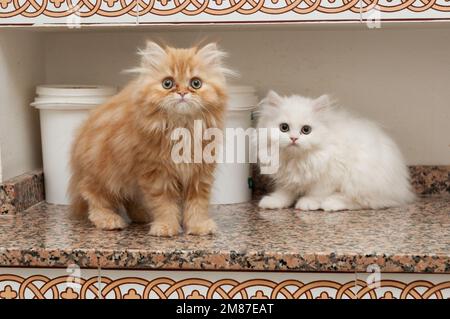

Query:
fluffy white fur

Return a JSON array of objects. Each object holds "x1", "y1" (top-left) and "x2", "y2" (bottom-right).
[{"x1": 257, "y1": 91, "x2": 415, "y2": 211}]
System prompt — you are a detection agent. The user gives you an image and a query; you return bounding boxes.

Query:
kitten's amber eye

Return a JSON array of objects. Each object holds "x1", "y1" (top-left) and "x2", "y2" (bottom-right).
[
  {"x1": 190, "y1": 78, "x2": 202, "y2": 90},
  {"x1": 301, "y1": 125, "x2": 312, "y2": 135},
  {"x1": 162, "y1": 78, "x2": 174, "y2": 90},
  {"x1": 279, "y1": 123, "x2": 290, "y2": 132}
]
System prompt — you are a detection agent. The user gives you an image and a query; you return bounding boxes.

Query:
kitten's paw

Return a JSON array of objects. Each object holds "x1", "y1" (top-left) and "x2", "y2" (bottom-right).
[
  {"x1": 295, "y1": 197, "x2": 320, "y2": 211},
  {"x1": 185, "y1": 218, "x2": 217, "y2": 236},
  {"x1": 89, "y1": 210, "x2": 129, "y2": 230},
  {"x1": 149, "y1": 222, "x2": 181, "y2": 237},
  {"x1": 258, "y1": 195, "x2": 289, "y2": 209},
  {"x1": 320, "y1": 198, "x2": 349, "y2": 211}
]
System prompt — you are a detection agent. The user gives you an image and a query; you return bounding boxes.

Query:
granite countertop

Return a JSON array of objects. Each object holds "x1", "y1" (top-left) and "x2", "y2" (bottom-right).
[{"x1": 0, "y1": 195, "x2": 449, "y2": 273}]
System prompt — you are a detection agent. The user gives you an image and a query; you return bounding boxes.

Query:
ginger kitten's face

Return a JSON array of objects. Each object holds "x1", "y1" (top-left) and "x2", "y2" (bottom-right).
[{"x1": 135, "y1": 42, "x2": 231, "y2": 115}]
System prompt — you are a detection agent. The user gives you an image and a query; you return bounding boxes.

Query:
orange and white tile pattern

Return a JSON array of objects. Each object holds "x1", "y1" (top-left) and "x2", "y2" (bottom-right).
[
  {"x1": 0, "y1": 268, "x2": 100, "y2": 299},
  {"x1": 1, "y1": 268, "x2": 449, "y2": 299},
  {"x1": 356, "y1": 272, "x2": 450, "y2": 299},
  {"x1": 0, "y1": 0, "x2": 449, "y2": 25}
]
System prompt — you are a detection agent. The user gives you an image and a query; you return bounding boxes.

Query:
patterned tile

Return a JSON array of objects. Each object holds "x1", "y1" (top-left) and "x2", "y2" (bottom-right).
[
  {"x1": 356, "y1": 272, "x2": 450, "y2": 299},
  {"x1": 1, "y1": 1, "x2": 449, "y2": 25},
  {"x1": 0, "y1": 267, "x2": 100, "y2": 299},
  {"x1": 98, "y1": 270, "x2": 358, "y2": 299},
  {"x1": 1, "y1": 267, "x2": 449, "y2": 299}
]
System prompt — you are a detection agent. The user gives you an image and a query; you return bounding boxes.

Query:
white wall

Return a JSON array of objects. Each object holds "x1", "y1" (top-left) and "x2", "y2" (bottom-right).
[
  {"x1": 0, "y1": 31, "x2": 44, "y2": 182},
  {"x1": 44, "y1": 27, "x2": 450, "y2": 165},
  {"x1": 0, "y1": 26, "x2": 448, "y2": 183}
]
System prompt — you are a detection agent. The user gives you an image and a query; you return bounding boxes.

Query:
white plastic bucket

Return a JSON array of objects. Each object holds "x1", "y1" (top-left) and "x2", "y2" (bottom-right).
[
  {"x1": 210, "y1": 86, "x2": 258, "y2": 205},
  {"x1": 32, "y1": 85, "x2": 116, "y2": 205}
]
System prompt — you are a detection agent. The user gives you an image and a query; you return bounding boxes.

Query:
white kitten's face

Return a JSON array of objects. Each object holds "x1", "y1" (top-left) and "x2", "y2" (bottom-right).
[{"x1": 259, "y1": 93, "x2": 330, "y2": 153}]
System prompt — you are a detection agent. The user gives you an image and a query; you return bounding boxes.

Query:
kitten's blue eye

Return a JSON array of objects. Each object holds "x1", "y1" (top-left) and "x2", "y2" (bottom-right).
[
  {"x1": 190, "y1": 78, "x2": 202, "y2": 90},
  {"x1": 301, "y1": 125, "x2": 312, "y2": 135},
  {"x1": 279, "y1": 123, "x2": 290, "y2": 132},
  {"x1": 162, "y1": 78, "x2": 174, "y2": 90}
]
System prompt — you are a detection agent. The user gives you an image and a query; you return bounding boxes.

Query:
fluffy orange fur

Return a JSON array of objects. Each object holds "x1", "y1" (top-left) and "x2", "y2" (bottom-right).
[{"x1": 69, "y1": 42, "x2": 230, "y2": 236}]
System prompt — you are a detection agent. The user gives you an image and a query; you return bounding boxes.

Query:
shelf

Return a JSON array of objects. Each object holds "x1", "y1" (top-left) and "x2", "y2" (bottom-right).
[{"x1": 0, "y1": 195, "x2": 449, "y2": 273}]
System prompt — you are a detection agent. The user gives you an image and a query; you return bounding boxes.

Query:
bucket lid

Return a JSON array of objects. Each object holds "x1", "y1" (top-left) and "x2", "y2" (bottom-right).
[
  {"x1": 36, "y1": 85, "x2": 117, "y2": 97},
  {"x1": 31, "y1": 103, "x2": 106, "y2": 110},
  {"x1": 31, "y1": 97, "x2": 112, "y2": 110},
  {"x1": 32, "y1": 85, "x2": 117, "y2": 110}
]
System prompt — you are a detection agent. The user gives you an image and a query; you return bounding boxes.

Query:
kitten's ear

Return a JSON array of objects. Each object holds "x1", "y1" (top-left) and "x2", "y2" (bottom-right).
[
  {"x1": 261, "y1": 90, "x2": 283, "y2": 108},
  {"x1": 137, "y1": 41, "x2": 167, "y2": 71},
  {"x1": 197, "y1": 43, "x2": 225, "y2": 66},
  {"x1": 197, "y1": 43, "x2": 236, "y2": 76},
  {"x1": 313, "y1": 94, "x2": 332, "y2": 111}
]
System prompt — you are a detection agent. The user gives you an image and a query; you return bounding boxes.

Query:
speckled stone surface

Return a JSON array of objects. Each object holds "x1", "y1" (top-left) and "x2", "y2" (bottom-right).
[
  {"x1": 0, "y1": 171, "x2": 44, "y2": 215},
  {"x1": 0, "y1": 195, "x2": 449, "y2": 273},
  {"x1": 252, "y1": 165, "x2": 450, "y2": 198},
  {"x1": 409, "y1": 166, "x2": 450, "y2": 195}
]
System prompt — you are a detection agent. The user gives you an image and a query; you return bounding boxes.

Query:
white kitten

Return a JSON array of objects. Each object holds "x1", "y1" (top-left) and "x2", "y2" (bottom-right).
[{"x1": 256, "y1": 91, "x2": 415, "y2": 211}]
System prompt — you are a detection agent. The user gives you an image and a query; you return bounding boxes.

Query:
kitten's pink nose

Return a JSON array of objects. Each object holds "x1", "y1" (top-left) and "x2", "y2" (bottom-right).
[
  {"x1": 178, "y1": 91, "x2": 188, "y2": 98},
  {"x1": 290, "y1": 137, "x2": 298, "y2": 143}
]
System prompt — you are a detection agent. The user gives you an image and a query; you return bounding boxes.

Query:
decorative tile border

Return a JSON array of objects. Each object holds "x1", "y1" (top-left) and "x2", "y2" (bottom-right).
[
  {"x1": 0, "y1": 268, "x2": 449, "y2": 299},
  {"x1": 0, "y1": 0, "x2": 449, "y2": 25},
  {"x1": 98, "y1": 277, "x2": 360, "y2": 299},
  {"x1": 0, "y1": 267, "x2": 99, "y2": 299},
  {"x1": 355, "y1": 272, "x2": 450, "y2": 299},
  {"x1": 252, "y1": 165, "x2": 450, "y2": 197},
  {"x1": 0, "y1": 170, "x2": 44, "y2": 215},
  {"x1": 103, "y1": 279, "x2": 450, "y2": 299},
  {"x1": 98, "y1": 273, "x2": 450, "y2": 299}
]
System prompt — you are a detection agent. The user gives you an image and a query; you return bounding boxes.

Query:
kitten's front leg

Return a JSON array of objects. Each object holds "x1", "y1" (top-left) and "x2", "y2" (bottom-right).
[
  {"x1": 81, "y1": 187, "x2": 129, "y2": 230},
  {"x1": 258, "y1": 188, "x2": 296, "y2": 209},
  {"x1": 320, "y1": 193, "x2": 360, "y2": 211},
  {"x1": 139, "y1": 176, "x2": 182, "y2": 237},
  {"x1": 295, "y1": 196, "x2": 321, "y2": 211},
  {"x1": 295, "y1": 182, "x2": 334, "y2": 211},
  {"x1": 183, "y1": 177, "x2": 217, "y2": 236}
]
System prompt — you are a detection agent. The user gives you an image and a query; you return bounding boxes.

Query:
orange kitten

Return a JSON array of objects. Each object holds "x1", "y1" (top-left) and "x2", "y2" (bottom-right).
[{"x1": 69, "y1": 42, "x2": 231, "y2": 237}]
